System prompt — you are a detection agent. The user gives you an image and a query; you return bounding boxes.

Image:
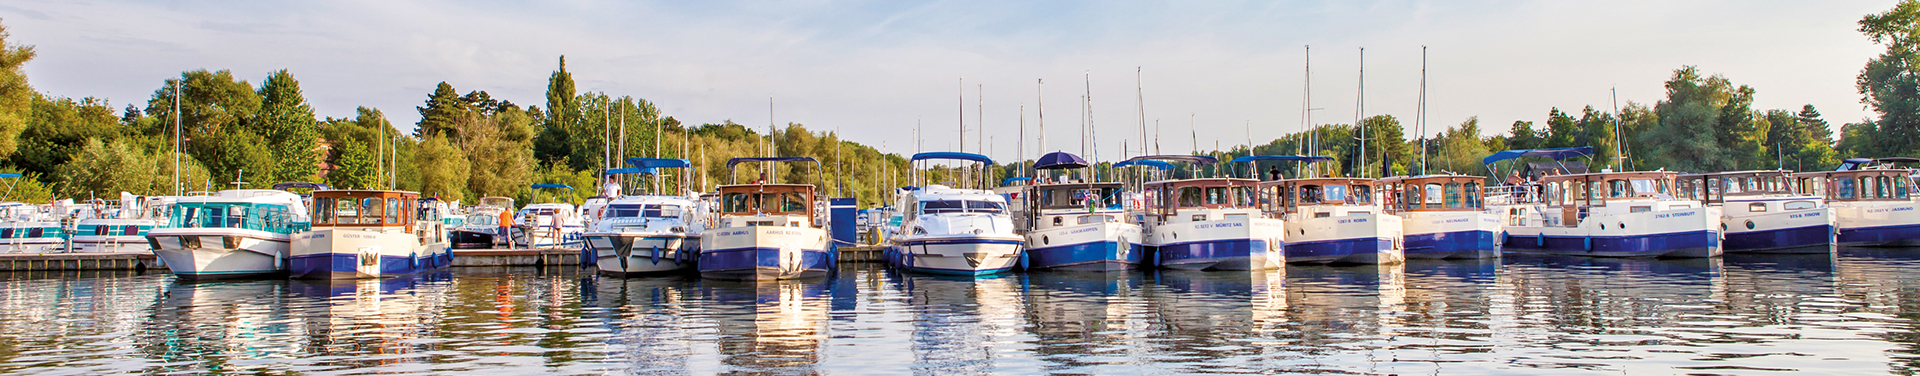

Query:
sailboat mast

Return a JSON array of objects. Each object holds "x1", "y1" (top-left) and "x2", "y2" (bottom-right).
[
  {"x1": 1418, "y1": 46, "x2": 1428, "y2": 176},
  {"x1": 1355, "y1": 47, "x2": 1366, "y2": 179}
]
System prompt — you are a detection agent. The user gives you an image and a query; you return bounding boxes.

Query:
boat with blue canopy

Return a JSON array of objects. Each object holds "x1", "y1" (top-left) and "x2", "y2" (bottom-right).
[
  {"x1": 1015, "y1": 151, "x2": 1145, "y2": 271},
  {"x1": 885, "y1": 152, "x2": 1023, "y2": 275},
  {"x1": 586, "y1": 158, "x2": 705, "y2": 276}
]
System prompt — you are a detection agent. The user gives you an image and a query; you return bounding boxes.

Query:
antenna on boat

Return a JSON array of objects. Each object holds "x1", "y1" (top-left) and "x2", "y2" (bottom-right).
[
  {"x1": 1036, "y1": 78, "x2": 1046, "y2": 182},
  {"x1": 231, "y1": 169, "x2": 246, "y2": 190}
]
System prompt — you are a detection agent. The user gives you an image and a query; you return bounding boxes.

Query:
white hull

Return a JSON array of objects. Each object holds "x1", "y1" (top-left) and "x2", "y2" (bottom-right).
[
  {"x1": 590, "y1": 233, "x2": 698, "y2": 275},
  {"x1": 1286, "y1": 213, "x2": 1407, "y2": 264},
  {"x1": 148, "y1": 228, "x2": 291, "y2": 278}
]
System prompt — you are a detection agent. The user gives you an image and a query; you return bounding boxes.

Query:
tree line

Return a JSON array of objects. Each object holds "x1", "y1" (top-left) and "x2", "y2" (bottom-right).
[{"x1": 3, "y1": 1, "x2": 1920, "y2": 209}]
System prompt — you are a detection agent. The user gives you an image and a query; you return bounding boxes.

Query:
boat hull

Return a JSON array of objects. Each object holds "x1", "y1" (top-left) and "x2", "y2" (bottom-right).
[
  {"x1": 1148, "y1": 217, "x2": 1287, "y2": 270},
  {"x1": 147, "y1": 228, "x2": 290, "y2": 279},
  {"x1": 886, "y1": 236, "x2": 1023, "y2": 275},
  {"x1": 589, "y1": 232, "x2": 698, "y2": 276},
  {"x1": 1399, "y1": 211, "x2": 1501, "y2": 260},
  {"x1": 1832, "y1": 201, "x2": 1920, "y2": 247},
  {"x1": 699, "y1": 226, "x2": 833, "y2": 280},
  {"x1": 289, "y1": 228, "x2": 451, "y2": 280},
  {"x1": 1023, "y1": 221, "x2": 1143, "y2": 271},
  {"x1": 1502, "y1": 206, "x2": 1722, "y2": 258},
  {"x1": 1285, "y1": 213, "x2": 1406, "y2": 265},
  {"x1": 450, "y1": 228, "x2": 499, "y2": 249}
]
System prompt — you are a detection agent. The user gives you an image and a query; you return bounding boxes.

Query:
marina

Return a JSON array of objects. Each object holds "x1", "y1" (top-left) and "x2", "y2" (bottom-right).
[{"x1": 7, "y1": 1, "x2": 1920, "y2": 373}]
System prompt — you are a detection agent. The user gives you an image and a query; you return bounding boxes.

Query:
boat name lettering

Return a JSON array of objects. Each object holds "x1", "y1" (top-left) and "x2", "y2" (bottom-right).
[
  {"x1": 1196, "y1": 223, "x2": 1244, "y2": 229},
  {"x1": 1656, "y1": 212, "x2": 1695, "y2": 218},
  {"x1": 1789, "y1": 212, "x2": 1823, "y2": 218},
  {"x1": 1442, "y1": 218, "x2": 1471, "y2": 224},
  {"x1": 1338, "y1": 218, "x2": 1368, "y2": 224},
  {"x1": 1065, "y1": 227, "x2": 1099, "y2": 235},
  {"x1": 1868, "y1": 207, "x2": 1915, "y2": 213}
]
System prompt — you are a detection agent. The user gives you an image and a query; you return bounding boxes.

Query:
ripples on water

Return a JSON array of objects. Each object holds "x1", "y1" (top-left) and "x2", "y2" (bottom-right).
[{"x1": 3, "y1": 250, "x2": 1920, "y2": 375}]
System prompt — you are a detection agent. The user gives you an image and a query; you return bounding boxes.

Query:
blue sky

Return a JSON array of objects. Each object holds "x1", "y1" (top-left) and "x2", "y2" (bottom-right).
[{"x1": 0, "y1": 0, "x2": 1894, "y2": 163}]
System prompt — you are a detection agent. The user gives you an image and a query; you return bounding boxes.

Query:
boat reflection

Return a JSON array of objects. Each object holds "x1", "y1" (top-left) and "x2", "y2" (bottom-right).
[
  {"x1": 146, "y1": 278, "x2": 303, "y2": 371},
  {"x1": 1018, "y1": 271, "x2": 1146, "y2": 372},
  {"x1": 889, "y1": 270, "x2": 1025, "y2": 374},
  {"x1": 286, "y1": 271, "x2": 452, "y2": 363},
  {"x1": 582, "y1": 274, "x2": 700, "y2": 373},
  {"x1": 700, "y1": 278, "x2": 832, "y2": 374}
]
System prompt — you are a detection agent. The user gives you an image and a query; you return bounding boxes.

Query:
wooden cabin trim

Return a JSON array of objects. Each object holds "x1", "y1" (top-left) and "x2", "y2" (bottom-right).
[
  {"x1": 1379, "y1": 175, "x2": 1488, "y2": 212},
  {"x1": 1256, "y1": 178, "x2": 1383, "y2": 215},
  {"x1": 715, "y1": 183, "x2": 818, "y2": 221},
  {"x1": 1535, "y1": 171, "x2": 1678, "y2": 209},
  {"x1": 1791, "y1": 169, "x2": 1916, "y2": 202},
  {"x1": 309, "y1": 190, "x2": 421, "y2": 230},
  {"x1": 1141, "y1": 178, "x2": 1260, "y2": 219}
]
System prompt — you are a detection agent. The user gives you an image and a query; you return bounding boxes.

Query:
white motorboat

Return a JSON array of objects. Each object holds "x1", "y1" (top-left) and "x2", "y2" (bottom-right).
[{"x1": 146, "y1": 189, "x2": 310, "y2": 278}]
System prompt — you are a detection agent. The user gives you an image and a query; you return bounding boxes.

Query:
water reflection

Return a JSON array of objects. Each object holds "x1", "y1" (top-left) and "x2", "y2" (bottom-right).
[
  {"x1": 7, "y1": 251, "x2": 1920, "y2": 374},
  {"x1": 702, "y1": 278, "x2": 831, "y2": 374}
]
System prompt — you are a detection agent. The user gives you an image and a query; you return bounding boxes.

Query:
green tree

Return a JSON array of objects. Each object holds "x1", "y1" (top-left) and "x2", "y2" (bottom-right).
[
  {"x1": 0, "y1": 20, "x2": 35, "y2": 160},
  {"x1": 537, "y1": 56, "x2": 579, "y2": 166},
  {"x1": 1507, "y1": 120, "x2": 1541, "y2": 150},
  {"x1": 1576, "y1": 106, "x2": 1618, "y2": 169},
  {"x1": 255, "y1": 69, "x2": 321, "y2": 183},
  {"x1": 55, "y1": 138, "x2": 160, "y2": 196},
  {"x1": 414, "y1": 133, "x2": 466, "y2": 201},
  {"x1": 1858, "y1": 0, "x2": 1920, "y2": 157},
  {"x1": 415, "y1": 81, "x2": 466, "y2": 139},
  {"x1": 1542, "y1": 108, "x2": 1578, "y2": 148},
  {"x1": 12, "y1": 95, "x2": 124, "y2": 179},
  {"x1": 329, "y1": 137, "x2": 378, "y2": 190}
]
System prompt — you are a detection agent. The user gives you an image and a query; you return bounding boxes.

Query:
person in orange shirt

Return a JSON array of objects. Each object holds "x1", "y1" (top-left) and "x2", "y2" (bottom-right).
[{"x1": 497, "y1": 209, "x2": 514, "y2": 248}]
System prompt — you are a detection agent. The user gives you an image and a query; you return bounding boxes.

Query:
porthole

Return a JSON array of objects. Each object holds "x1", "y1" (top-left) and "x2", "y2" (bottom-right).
[
  {"x1": 1618, "y1": 222, "x2": 1625, "y2": 229},
  {"x1": 1745, "y1": 220, "x2": 1756, "y2": 230},
  {"x1": 1042, "y1": 235, "x2": 1050, "y2": 245}
]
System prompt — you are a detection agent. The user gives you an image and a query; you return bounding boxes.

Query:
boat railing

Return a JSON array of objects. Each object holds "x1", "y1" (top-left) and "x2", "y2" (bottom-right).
[{"x1": 1483, "y1": 184, "x2": 1543, "y2": 205}]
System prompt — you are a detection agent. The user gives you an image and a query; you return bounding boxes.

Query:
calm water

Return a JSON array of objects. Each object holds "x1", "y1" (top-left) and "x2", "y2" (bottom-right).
[{"x1": 4, "y1": 250, "x2": 1920, "y2": 375}]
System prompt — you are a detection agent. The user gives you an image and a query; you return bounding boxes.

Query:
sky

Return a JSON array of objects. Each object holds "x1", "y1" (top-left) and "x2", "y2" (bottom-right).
[{"x1": 0, "y1": 0, "x2": 1896, "y2": 164}]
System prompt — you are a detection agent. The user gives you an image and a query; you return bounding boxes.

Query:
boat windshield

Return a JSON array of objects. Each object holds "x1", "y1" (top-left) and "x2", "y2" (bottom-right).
[
  {"x1": 466, "y1": 214, "x2": 498, "y2": 227},
  {"x1": 606, "y1": 204, "x2": 685, "y2": 219},
  {"x1": 920, "y1": 200, "x2": 1005, "y2": 214},
  {"x1": 171, "y1": 203, "x2": 306, "y2": 233}
]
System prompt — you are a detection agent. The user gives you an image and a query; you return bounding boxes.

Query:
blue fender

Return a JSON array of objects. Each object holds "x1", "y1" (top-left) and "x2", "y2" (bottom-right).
[
  {"x1": 1018, "y1": 248, "x2": 1030, "y2": 271},
  {"x1": 650, "y1": 245, "x2": 661, "y2": 265}
]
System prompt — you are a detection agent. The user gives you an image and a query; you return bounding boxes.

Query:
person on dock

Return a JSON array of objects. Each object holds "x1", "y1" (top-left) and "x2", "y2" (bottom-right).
[{"x1": 498, "y1": 209, "x2": 513, "y2": 248}]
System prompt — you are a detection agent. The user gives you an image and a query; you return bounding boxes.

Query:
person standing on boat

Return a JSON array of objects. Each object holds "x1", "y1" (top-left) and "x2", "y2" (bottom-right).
[{"x1": 1269, "y1": 166, "x2": 1282, "y2": 181}]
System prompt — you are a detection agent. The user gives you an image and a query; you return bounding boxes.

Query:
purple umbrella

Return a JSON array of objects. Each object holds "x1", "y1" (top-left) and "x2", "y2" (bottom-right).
[{"x1": 1033, "y1": 152, "x2": 1089, "y2": 170}]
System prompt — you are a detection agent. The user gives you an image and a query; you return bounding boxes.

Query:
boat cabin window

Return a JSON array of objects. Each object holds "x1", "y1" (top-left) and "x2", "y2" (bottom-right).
[
  {"x1": 1837, "y1": 178, "x2": 1857, "y2": 200},
  {"x1": 721, "y1": 192, "x2": 809, "y2": 214},
  {"x1": 1423, "y1": 184, "x2": 1444, "y2": 207},
  {"x1": 1784, "y1": 201, "x2": 1816, "y2": 210},
  {"x1": 1748, "y1": 203, "x2": 1768, "y2": 213},
  {"x1": 1445, "y1": 183, "x2": 1464, "y2": 209},
  {"x1": 921, "y1": 200, "x2": 1005, "y2": 214},
  {"x1": 1078, "y1": 215, "x2": 1112, "y2": 224},
  {"x1": 1465, "y1": 183, "x2": 1482, "y2": 209}
]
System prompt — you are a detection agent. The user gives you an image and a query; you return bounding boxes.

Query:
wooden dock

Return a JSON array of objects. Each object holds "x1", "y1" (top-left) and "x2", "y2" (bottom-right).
[
  {"x1": 839, "y1": 245, "x2": 885, "y2": 263},
  {"x1": 0, "y1": 252, "x2": 160, "y2": 271},
  {"x1": 451, "y1": 248, "x2": 582, "y2": 267}
]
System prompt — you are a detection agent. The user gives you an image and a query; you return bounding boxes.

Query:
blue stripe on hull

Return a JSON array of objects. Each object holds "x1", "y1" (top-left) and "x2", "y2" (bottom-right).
[
  {"x1": 1287, "y1": 237, "x2": 1390, "y2": 264},
  {"x1": 1503, "y1": 230, "x2": 1717, "y2": 258},
  {"x1": 289, "y1": 253, "x2": 446, "y2": 279},
  {"x1": 1154, "y1": 239, "x2": 1267, "y2": 271},
  {"x1": 1404, "y1": 230, "x2": 1499, "y2": 259},
  {"x1": 698, "y1": 247, "x2": 833, "y2": 280},
  {"x1": 1724, "y1": 224, "x2": 1835, "y2": 254},
  {"x1": 1838, "y1": 223, "x2": 1920, "y2": 247},
  {"x1": 1024, "y1": 240, "x2": 1142, "y2": 271}
]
